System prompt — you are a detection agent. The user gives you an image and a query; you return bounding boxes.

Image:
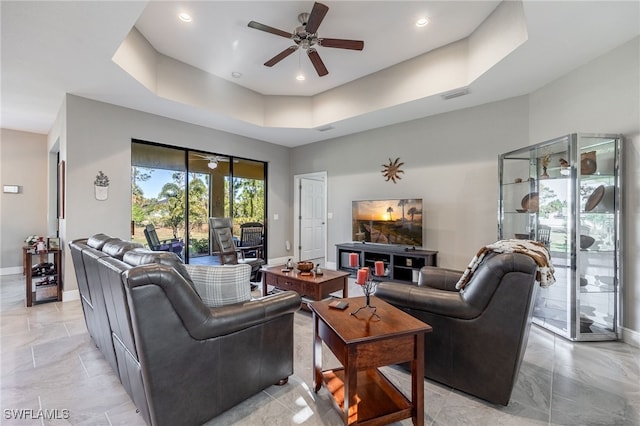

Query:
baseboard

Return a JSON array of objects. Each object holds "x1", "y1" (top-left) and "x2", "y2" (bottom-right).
[
  {"x1": 267, "y1": 257, "x2": 289, "y2": 267},
  {"x1": 1, "y1": 266, "x2": 22, "y2": 276},
  {"x1": 621, "y1": 327, "x2": 640, "y2": 348},
  {"x1": 63, "y1": 289, "x2": 80, "y2": 302}
]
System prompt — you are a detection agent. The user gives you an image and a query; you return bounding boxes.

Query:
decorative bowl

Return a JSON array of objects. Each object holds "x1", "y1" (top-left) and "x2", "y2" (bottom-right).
[
  {"x1": 581, "y1": 151, "x2": 597, "y2": 175},
  {"x1": 521, "y1": 192, "x2": 539, "y2": 212},
  {"x1": 297, "y1": 261, "x2": 315, "y2": 273},
  {"x1": 585, "y1": 185, "x2": 615, "y2": 213},
  {"x1": 580, "y1": 234, "x2": 595, "y2": 250}
]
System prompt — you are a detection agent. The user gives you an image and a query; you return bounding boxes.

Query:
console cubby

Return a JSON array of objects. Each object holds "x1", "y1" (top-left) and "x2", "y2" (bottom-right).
[{"x1": 336, "y1": 242, "x2": 437, "y2": 284}]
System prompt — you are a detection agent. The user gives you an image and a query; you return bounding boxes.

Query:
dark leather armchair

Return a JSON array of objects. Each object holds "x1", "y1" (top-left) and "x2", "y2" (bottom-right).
[
  {"x1": 143, "y1": 224, "x2": 184, "y2": 258},
  {"x1": 376, "y1": 252, "x2": 538, "y2": 405},
  {"x1": 210, "y1": 217, "x2": 265, "y2": 282},
  {"x1": 123, "y1": 263, "x2": 299, "y2": 426}
]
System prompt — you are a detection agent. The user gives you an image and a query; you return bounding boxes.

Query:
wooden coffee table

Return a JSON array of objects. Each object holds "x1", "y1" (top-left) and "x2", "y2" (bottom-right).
[
  {"x1": 310, "y1": 296, "x2": 432, "y2": 426},
  {"x1": 262, "y1": 265, "x2": 349, "y2": 306}
]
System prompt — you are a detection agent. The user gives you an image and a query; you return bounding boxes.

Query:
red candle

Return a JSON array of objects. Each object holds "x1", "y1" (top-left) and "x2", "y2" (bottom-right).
[
  {"x1": 349, "y1": 253, "x2": 359, "y2": 267},
  {"x1": 374, "y1": 261, "x2": 384, "y2": 276},
  {"x1": 356, "y1": 267, "x2": 369, "y2": 285}
]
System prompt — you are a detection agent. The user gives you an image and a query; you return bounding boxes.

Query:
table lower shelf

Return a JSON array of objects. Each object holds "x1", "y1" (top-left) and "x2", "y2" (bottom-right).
[
  {"x1": 31, "y1": 284, "x2": 60, "y2": 305},
  {"x1": 322, "y1": 367, "x2": 411, "y2": 425}
]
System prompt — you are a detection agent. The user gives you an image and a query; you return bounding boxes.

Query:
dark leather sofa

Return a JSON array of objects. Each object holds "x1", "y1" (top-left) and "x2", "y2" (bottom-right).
[
  {"x1": 376, "y1": 252, "x2": 538, "y2": 405},
  {"x1": 69, "y1": 234, "x2": 301, "y2": 425}
]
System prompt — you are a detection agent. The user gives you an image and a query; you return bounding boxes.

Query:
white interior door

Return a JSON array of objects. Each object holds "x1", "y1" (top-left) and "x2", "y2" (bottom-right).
[{"x1": 299, "y1": 176, "x2": 325, "y2": 262}]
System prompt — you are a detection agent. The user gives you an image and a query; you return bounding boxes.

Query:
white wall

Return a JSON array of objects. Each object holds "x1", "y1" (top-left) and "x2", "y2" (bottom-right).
[
  {"x1": 291, "y1": 95, "x2": 530, "y2": 269},
  {"x1": 50, "y1": 95, "x2": 291, "y2": 295},
  {"x1": 291, "y1": 37, "x2": 639, "y2": 337},
  {"x1": 0, "y1": 129, "x2": 48, "y2": 273},
  {"x1": 528, "y1": 37, "x2": 640, "y2": 335}
]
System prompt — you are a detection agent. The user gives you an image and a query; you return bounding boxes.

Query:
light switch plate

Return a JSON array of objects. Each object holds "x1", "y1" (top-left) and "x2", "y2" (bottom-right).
[{"x1": 3, "y1": 185, "x2": 19, "y2": 194}]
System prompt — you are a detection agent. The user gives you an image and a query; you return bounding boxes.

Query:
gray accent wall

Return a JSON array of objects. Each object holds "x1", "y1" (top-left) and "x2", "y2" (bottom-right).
[
  {"x1": 0, "y1": 129, "x2": 49, "y2": 272},
  {"x1": 52, "y1": 96, "x2": 291, "y2": 297}
]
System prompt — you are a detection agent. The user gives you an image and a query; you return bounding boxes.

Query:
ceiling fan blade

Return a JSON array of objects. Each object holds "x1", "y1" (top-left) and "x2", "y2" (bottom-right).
[
  {"x1": 307, "y1": 48, "x2": 328, "y2": 77},
  {"x1": 319, "y1": 38, "x2": 364, "y2": 50},
  {"x1": 264, "y1": 46, "x2": 298, "y2": 67},
  {"x1": 305, "y1": 2, "x2": 329, "y2": 34},
  {"x1": 248, "y1": 21, "x2": 292, "y2": 39}
]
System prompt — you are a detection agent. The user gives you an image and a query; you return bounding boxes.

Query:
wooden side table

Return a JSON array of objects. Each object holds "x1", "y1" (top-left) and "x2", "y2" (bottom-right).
[
  {"x1": 310, "y1": 296, "x2": 432, "y2": 425},
  {"x1": 23, "y1": 247, "x2": 62, "y2": 307}
]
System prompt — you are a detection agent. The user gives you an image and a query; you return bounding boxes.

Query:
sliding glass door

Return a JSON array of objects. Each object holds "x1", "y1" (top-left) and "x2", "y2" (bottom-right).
[
  {"x1": 131, "y1": 143, "x2": 186, "y2": 249},
  {"x1": 232, "y1": 158, "x2": 265, "y2": 226},
  {"x1": 187, "y1": 151, "x2": 231, "y2": 258},
  {"x1": 132, "y1": 141, "x2": 267, "y2": 263}
]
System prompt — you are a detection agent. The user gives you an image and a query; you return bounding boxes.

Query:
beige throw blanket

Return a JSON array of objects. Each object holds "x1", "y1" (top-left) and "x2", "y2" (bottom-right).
[{"x1": 455, "y1": 239, "x2": 555, "y2": 290}]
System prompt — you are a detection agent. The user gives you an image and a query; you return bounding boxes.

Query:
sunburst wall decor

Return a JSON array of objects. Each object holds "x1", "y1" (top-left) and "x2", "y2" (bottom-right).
[{"x1": 381, "y1": 157, "x2": 404, "y2": 183}]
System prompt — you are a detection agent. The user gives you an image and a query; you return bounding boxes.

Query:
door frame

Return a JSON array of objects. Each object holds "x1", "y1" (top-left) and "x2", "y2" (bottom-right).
[{"x1": 293, "y1": 171, "x2": 327, "y2": 264}]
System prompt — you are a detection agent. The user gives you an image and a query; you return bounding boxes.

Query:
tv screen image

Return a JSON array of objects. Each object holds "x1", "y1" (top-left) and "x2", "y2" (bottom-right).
[{"x1": 352, "y1": 199, "x2": 423, "y2": 247}]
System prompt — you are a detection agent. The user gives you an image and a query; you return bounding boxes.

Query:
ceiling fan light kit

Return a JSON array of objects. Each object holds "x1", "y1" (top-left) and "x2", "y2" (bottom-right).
[
  {"x1": 193, "y1": 153, "x2": 233, "y2": 169},
  {"x1": 248, "y1": 2, "x2": 364, "y2": 77}
]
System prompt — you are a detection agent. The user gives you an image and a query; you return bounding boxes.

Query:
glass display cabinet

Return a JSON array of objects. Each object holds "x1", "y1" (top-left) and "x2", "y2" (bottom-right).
[{"x1": 498, "y1": 134, "x2": 622, "y2": 341}]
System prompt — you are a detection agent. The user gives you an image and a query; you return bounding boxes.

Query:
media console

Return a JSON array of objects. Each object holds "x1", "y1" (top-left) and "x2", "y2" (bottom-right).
[{"x1": 336, "y1": 242, "x2": 438, "y2": 284}]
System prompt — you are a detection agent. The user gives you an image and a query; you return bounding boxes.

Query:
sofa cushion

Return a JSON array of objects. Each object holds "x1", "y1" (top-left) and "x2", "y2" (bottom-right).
[
  {"x1": 122, "y1": 249, "x2": 197, "y2": 293},
  {"x1": 102, "y1": 240, "x2": 143, "y2": 260},
  {"x1": 184, "y1": 264, "x2": 251, "y2": 307},
  {"x1": 87, "y1": 234, "x2": 118, "y2": 250}
]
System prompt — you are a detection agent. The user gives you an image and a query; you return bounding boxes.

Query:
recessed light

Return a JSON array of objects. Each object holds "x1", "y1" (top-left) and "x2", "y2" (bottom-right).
[
  {"x1": 178, "y1": 12, "x2": 192, "y2": 23},
  {"x1": 416, "y1": 17, "x2": 429, "y2": 27},
  {"x1": 231, "y1": 71, "x2": 242, "y2": 78},
  {"x1": 296, "y1": 74, "x2": 306, "y2": 81}
]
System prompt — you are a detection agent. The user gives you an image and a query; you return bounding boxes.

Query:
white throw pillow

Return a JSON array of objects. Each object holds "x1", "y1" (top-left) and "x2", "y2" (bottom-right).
[{"x1": 184, "y1": 264, "x2": 251, "y2": 307}]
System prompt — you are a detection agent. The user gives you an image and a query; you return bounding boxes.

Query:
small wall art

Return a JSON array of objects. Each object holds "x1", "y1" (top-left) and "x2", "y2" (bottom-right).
[
  {"x1": 381, "y1": 157, "x2": 405, "y2": 183},
  {"x1": 94, "y1": 171, "x2": 110, "y2": 201}
]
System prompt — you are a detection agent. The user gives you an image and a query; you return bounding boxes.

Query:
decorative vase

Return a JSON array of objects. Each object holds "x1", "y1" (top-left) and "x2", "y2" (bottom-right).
[
  {"x1": 540, "y1": 166, "x2": 549, "y2": 179},
  {"x1": 95, "y1": 185, "x2": 108, "y2": 201}
]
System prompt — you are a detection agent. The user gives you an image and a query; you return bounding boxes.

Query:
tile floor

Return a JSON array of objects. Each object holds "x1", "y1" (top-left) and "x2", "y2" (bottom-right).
[{"x1": 1, "y1": 272, "x2": 638, "y2": 425}]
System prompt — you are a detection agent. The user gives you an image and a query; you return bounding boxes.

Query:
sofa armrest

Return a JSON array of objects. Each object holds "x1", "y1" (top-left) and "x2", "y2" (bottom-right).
[
  {"x1": 193, "y1": 291, "x2": 301, "y2": 339},
  {"x1": 418, "y1": 266, "x2": 463, "y2": 291},
  {"x1": 376, "y1": 282, "x2": 481, "y2": 320},
  {"x1": 124, "y1": 264, "x2": 301, "y2": 341}
]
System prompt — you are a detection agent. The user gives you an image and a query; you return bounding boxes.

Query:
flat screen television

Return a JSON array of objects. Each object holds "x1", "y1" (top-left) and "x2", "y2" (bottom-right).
[{"x1": 352, "y1": 198, "x2": 423, "y2": 247}]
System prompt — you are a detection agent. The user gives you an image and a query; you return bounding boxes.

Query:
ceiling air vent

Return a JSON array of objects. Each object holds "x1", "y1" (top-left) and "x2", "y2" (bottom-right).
[{"x1": 441, "y1": 87, "x2": 470, "y2": 100}]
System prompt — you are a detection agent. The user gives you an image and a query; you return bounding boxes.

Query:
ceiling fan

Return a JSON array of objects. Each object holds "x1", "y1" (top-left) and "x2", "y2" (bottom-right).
[
  {"x1": 192, "y1": 154, "x2": 231, "y2": 170},
  {"x1": 248, "y1": 2, "x2": 364, "y2": 77}
]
